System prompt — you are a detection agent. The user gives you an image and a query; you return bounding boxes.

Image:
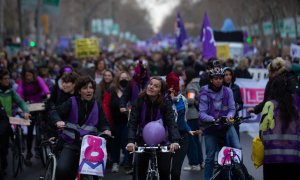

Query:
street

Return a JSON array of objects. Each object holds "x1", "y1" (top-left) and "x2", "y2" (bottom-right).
[{"x1": 5, "y1": 132, "x2": 263, "y2": 180}]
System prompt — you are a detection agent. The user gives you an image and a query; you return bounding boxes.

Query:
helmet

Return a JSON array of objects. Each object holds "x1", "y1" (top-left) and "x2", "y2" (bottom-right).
[
  {"x1": 209, "y1": 66, "x2": 224, "y2": 78},
  {"x1": 142, "y1": 120, "x2": 166, "y2": 145}
]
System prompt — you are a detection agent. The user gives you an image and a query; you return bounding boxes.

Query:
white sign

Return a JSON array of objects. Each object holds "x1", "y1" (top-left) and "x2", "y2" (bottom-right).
[
  {"x1": 78, "y1": 135, "x2": 107, "y2": 177},
  {"x1": 290, "y1": 44, "x2": 300, "y2": 59}
]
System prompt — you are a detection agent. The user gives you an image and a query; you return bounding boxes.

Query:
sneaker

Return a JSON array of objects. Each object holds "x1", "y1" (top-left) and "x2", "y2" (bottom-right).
[
  {"x1": 183, "y1": 165, "x2": 201, "y2": 171},
  {"x1": 111, "y1": 163, "x2": 119, "y2": 173},
  {"x1": 125, "y1": 167, "x2": 133, "y2": 175},
  {"x1": 200, "y1": 162, "x2": 205, "y2": 169}
]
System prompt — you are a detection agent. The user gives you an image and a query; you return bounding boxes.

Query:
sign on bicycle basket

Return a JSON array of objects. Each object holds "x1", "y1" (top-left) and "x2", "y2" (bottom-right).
[
  {"x1": 78, "y1": 135, "x2": 107, "y2": 177},
  {"x1": 218, "y1": 146, "x2": 242, "y2": 166}
]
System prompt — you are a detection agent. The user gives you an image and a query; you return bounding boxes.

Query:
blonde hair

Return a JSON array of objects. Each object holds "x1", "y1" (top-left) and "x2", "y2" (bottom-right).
[{"x1": 237, "y1": 57, "x2": 249, "y2": 70}]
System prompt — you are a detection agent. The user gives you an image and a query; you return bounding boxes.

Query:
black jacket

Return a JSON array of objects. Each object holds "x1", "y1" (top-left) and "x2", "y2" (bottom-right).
[
  {"x1": 46, "y1": 88, "x2": 74, "y2": 111},
  {"x1": 226, "y1": 83, "x2": 243, "y2": 114},
  {"x1": 50, "y1": 96, "x2": 110, "y2": 132},
  {"x1": 127, "y1": 96, "x2": 181, "y2": 144}
]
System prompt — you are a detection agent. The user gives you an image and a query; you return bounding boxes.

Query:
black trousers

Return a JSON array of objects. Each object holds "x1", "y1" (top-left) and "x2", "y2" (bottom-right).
[
  {"x1": 0, "y1": 131, "x2": 10, "y2": 170},
  {"x1": 134, "y1": 150, "x2": 171, "y2": 180},
  {"x1": 171, "y1": 134, "x2": 189, "y2": 180},
  {"x1": 56, "y1": 145, "x2": 80, "y2": 180},
  {"x1": 264, "y1": 163, "x2": 300, "y2": 180}
]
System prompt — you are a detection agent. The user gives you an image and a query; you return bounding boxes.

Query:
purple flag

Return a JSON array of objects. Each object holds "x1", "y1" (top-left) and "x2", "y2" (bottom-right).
[
  {"x1": 201, "y1": 12, "x2": 216, "y2": 60},
  {"x1": 175, "y1": 13, "x2": 188, "y2": 51}
]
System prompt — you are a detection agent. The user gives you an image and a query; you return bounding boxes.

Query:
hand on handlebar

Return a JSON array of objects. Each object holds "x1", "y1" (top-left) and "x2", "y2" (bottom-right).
[
  {"x1": 56, "y1": 121, "x2": 66, "y2": 128},
  {"x1": 102, "y1": 130, "x2": 112, "y2": 136},
  {"x1": 169, "y1": 142, "x2": 180, "y2": 153},
  {"x1": 126, "y1": 143, "x2": 136, "y2": 152}
]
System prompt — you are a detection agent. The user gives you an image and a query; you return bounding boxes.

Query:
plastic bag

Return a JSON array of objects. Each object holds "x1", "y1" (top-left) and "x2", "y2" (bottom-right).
[{"x1": 251, "y1": 136, "x2": 264, "y2": 169}]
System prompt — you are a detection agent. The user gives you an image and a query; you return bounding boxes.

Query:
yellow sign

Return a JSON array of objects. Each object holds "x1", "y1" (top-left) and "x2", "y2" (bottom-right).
[
  {"x1": 75, "y1": 38, "x2": 100, "y2": 58},
  {"x1": 216, "y1": 44, "x2": 230, "y2": 59}
]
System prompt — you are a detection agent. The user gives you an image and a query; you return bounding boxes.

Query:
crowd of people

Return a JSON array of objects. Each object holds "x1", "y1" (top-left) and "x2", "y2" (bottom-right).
[{"x1": 0, "y1": 46, "x2": 299, "y2": 180}]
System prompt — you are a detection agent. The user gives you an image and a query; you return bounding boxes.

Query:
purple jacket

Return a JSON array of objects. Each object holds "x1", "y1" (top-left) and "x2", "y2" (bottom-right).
[
  {"x1": 199, "y1": 85, "x2": 235, "y2": 122},
  {"x1": 263, "y1": 97, "x2": 300, "y2": 164},
  {"x1": 17, "y1": 76, "x2": 50, "y2": 103}
]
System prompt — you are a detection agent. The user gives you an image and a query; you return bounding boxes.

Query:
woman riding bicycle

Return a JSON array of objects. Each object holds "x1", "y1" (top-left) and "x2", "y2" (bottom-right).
[
  {"x1": 199, "y1": 65, "x2": 241, "y2": 180},
  {"x1": 126, "y1": 77, "x2": 180, "y2": 180},
  {"x1": 16, "y1": 68, "x2": 50, "y2": 163},
  {"x1": 50, "y1": 76, "x2": 111, "y2": 180}
]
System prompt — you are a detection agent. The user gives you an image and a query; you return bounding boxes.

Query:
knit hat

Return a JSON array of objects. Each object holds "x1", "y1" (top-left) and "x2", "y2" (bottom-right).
[
  {"x1": 166, "y1": 72, "x2": 180, "y2": 95},
  {"x1": 133, "y1": 60, "x2": 149, "y2": 86}
]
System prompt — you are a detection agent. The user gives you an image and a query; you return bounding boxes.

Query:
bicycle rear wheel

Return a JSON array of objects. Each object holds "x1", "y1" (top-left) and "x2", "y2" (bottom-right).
[
  {"x1": 44, "y1": 156, "x2": 56, "y2": 180},
  {"x1": 12, "y1": 130, "x2": 23, "y2": 177}
]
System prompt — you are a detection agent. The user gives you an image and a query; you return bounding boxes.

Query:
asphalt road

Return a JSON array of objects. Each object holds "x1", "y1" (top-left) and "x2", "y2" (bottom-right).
[{"x1": 3, "y1": 132, "x2": 263, "y2": 180}]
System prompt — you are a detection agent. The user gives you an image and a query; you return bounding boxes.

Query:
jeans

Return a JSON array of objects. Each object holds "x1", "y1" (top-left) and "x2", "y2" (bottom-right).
[
  {"x1": 204, "y1": 125, "x2": 241, "y2": 180},
  {"x1": 186, "y1": 119, "x2": 203, "y2": 166}
]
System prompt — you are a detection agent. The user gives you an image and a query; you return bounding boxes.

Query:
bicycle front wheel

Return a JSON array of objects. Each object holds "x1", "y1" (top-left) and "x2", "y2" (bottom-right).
[
  {"x1": 231, "y1": 164, "x2": 246, "y2": 180},
  {"x1": 41, "y1": 144, "x2": 51, "y2": 167},
  {"x1": 44, "y1": 156, "x2": 57, "y2": 180},
  {"x1": 146, "y1": 172, "x2": 159, "y2": 180},
  {"x1": 12, "y1": 151, "x2": 21, "y2": 177}
]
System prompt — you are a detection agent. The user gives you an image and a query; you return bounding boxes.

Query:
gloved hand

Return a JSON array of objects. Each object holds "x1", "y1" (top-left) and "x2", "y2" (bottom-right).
[{"x1": 215, "y1": 116, "x2": 228, "y2": 123}]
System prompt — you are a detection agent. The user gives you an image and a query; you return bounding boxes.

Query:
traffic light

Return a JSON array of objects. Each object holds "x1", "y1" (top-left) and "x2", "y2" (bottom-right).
[
  {"x1": 30, "y1": 41, "x2": 36, "y2": 47},
  {"x1": 246, "y1": 36, "x2": 251, "y2": 44}
]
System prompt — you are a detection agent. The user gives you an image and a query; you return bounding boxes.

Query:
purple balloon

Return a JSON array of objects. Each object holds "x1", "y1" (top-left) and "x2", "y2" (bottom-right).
[{"x1": 143, "y1": 121, "x2": 166, "y2": 145}]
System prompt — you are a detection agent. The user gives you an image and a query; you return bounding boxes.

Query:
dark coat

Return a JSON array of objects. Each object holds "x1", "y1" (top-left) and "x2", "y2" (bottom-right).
[
  {"x1": 50, "y1": 96, "x2": 110, "y2": 132},
  {"x1": 127, "y1": 96, "x2": 180, "y2": 144}
]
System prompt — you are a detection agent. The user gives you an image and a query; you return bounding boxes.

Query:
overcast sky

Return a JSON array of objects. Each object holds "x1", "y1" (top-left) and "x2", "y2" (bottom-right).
[{"x1": 136, "y1": 0, "x2": 180, "y2": 33}]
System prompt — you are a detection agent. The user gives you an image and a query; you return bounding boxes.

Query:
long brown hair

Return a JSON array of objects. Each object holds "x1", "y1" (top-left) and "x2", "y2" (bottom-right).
[
  {"x1": 269, "y1": 74, "x2": 298, "y2": 131},
  {"x1": 99, "y1": 70, "x2": 114, "y2": 91},
  {"x1": 138, "y1": 76, "x2": 167, "y2": 106},
  {"x1": 111, "y1": 71, "x2": 131, "y2": 90}
]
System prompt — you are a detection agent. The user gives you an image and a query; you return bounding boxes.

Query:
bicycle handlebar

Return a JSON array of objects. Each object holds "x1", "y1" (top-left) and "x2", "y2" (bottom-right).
[
  {"x1": 203, "y1": 116, "x2": 253, "y2": 129},
  {"x1": 134, "y1": 145, "x2": 170, "y2": 153}
]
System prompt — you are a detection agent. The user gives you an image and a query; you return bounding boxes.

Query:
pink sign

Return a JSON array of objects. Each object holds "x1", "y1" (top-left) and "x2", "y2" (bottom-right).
[{"x1": 240, "y1": 88, "x2": 265, "y2": 106}]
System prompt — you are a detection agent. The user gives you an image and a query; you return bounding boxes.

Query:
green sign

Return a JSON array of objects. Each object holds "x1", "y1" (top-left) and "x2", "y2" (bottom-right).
[
  {"x1": 263, "y1": 21, "x2": 272, "y2": 35},
  {"x1": 43, "y1": 0, "x2": 60, "y2": 6}
]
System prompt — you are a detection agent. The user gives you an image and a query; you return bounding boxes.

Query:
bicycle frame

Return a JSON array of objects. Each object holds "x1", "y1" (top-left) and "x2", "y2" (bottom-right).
[{"x1": 134, "y1": 146, "x2": 169, "y2": 180}]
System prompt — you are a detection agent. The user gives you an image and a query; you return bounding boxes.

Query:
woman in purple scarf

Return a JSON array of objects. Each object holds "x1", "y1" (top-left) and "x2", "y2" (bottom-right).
[{"x1": 126, "y1": 77, "x2": 181, "y2": 180}]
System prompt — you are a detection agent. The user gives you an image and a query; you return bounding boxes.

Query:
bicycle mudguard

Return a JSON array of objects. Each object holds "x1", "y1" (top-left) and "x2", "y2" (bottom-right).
[
  {"x1": 78, "y1": 135, "x2": 107, "y2": 177},
  {"x1": 217, "y1": 146, "x2": 242, "y2": 166}
]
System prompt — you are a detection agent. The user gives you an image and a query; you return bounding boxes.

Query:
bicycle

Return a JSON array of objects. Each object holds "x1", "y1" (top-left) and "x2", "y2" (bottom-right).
[
  {"x1": 39, "y1": 138, "x2": 58, "y2": 180},
  {"x1": 9, "y1": 116, "x2": 31, "y2": 177},
  {"x1": 202, "y1": 116, "x2": 252, "y2": 180},
  {"x1": 40, "y1": 123, "x2": 112, "y2": 180},
  {"x1": 133, "y1": 145, "x2": 170, "y2": 180}
]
